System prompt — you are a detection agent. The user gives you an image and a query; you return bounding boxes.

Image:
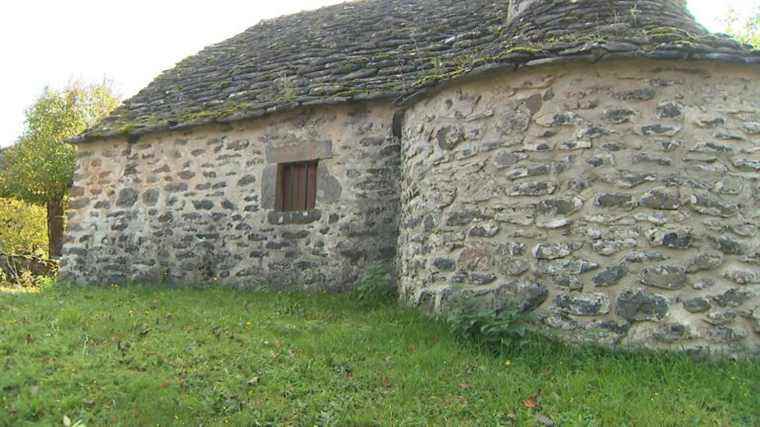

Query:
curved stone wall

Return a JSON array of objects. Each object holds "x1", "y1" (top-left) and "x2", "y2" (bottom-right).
[{"x1": 398, "y1": 59, "x2": 760, "y2": 355}]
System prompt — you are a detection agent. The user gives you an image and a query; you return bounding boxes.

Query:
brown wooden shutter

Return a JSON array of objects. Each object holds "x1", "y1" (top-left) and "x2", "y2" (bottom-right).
[
  {"x1": 275, "y1": 161, "x2": 318, "y2": 212},
  {"x1": 306, "y1": 162, "x2": 317, "y2": 210},
  {"x1": 288, "y1": 164, "x2": 298, "y2": 211},
  {"x1": 297, "y1": 163, "x2": 307, "y2": 211}
]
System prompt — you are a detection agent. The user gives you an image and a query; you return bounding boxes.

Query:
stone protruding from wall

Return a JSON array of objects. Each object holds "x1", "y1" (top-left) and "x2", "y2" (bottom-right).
[
  {"x1": 398, "y1": 59, "x2": 760, "y2": 356},
  {"x1": 60, "y1": 102, "x2": 400, "y2": 290}
]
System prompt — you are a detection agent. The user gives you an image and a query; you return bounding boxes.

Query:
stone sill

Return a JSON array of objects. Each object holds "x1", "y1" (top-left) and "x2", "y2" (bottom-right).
[{"x1": 267, "y1": 210, "x2": 322, "y2": 225}]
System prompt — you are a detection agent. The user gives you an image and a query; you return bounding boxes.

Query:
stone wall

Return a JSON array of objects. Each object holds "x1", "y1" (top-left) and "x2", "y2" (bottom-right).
[
  {"x1": 60, "y1": 102, "x2": 400, "y2": 290},
  {"x1": 398, "y1": 59, "x2": 760, "y2": 355}
]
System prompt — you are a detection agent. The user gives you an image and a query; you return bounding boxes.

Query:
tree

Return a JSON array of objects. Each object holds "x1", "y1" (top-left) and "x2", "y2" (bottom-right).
[
  {"x1": 721, "y1": 5, "x2": 760, "y2": 48},
  {"x1": 0, "y1": 198, "x2": 47, "y2": 256},
  {"x1": 0, "y1": 82, "x2": 119, "y2": 258}
]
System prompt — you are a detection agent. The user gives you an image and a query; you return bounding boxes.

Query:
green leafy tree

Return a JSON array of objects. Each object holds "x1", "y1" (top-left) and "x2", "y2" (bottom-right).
[
  {"x1": 721, "y1": 5, "x2": 760, "y2": 48},
  {"x1": 0, "y1": 82, "x2": 119, "y2": 258}
]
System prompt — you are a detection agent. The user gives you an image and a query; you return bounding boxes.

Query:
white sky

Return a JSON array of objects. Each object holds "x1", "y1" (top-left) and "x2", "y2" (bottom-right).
[{"x1": 0, "y1": 0, "x2": 756, "y2": 147}]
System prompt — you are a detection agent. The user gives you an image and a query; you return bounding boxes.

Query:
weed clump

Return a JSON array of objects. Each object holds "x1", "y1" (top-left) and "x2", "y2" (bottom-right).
[
  {"x1": 446, "y1": 297, "x2": 531, "y2": 348},
  {"x1": 350, "y1": 263, "x2": 396, "y2": 307}
]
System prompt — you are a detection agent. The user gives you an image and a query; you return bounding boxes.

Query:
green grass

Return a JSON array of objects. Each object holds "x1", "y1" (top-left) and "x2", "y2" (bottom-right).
[{"x1": 1, "y1": 284, "x2": 758, "y2": 426}]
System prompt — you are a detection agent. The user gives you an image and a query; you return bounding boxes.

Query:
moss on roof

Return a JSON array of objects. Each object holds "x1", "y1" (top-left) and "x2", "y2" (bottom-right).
[{"x1": 73, "y1": 0, "x2": 759, "y2": 143}]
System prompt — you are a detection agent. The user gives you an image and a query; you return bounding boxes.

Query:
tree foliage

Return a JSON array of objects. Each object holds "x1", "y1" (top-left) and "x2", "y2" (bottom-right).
[
  {"x1": 0, "y1": 81, "x2": 119, "y2": 258},
  {"x1": 0, "y1": 198, "x2": 48, "y2": 256},
  {"x1": 722, "y1": 5, "x2": 760, "y2": 48},
  {"x1": 0, "y1": 82, "x2": 120, "y2": 204}
]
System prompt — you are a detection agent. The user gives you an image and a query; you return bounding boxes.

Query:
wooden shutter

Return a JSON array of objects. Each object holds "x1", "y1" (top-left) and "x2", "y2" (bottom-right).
[
  {"x1": 276, "y1": 161, "x2": 318, "y2": 212},
  {"x1": 287, "y1": 164, "x2": 296, "y2": 210},
  {"x1": 300, "y1": 163, "x2": 310, "y2": 210},
  {"x1": 306, "y1": 162, "x2": 317, "y2": 210}
]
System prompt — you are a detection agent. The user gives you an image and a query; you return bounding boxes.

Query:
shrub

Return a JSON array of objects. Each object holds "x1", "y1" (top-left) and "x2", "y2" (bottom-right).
[
  {"x1": 446, "y1": 298, "x2": 530, "y2": 348},
  {"x1": 16, "y1": 271, "x2": 43, "y2": 289},
  {"x1": 0, "y1": 269, "x2": 46, "y2": 289},
  {"x1": 0, "y1": 253, "x2": 58, "y2": 289},
  {"x1": 351, "y1": 263, "x2": 396, "y2": 307}
]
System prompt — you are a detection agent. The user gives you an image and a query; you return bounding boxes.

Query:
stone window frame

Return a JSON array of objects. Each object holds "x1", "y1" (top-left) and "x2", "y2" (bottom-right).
[{"x1": 266, "y1": 140, "x2": 333, "y2": 213}]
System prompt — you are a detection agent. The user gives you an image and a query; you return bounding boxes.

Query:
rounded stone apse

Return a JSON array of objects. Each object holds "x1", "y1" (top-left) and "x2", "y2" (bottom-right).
[{"x1": 397, "y1": 59, "x2": 760, "y2": 356}]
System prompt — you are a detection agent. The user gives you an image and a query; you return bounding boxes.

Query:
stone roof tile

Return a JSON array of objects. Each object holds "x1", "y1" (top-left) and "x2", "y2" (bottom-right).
[{"x1": 73, "y1": 0, "x2": 759, "y2": 143}]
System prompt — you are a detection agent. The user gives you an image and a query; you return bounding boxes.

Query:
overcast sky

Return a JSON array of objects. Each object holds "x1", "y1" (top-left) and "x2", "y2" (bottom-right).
[{"x1": 0, "y1": 0, "x2": 756, "y2": 147}]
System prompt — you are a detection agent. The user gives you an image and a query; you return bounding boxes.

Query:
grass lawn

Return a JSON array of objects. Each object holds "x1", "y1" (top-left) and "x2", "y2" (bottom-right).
[{"x1": 0, "y1": 284, "x2": 758, "y2": 426}]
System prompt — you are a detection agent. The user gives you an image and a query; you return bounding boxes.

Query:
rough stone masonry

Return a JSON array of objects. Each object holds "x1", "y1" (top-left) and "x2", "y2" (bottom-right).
[
  {"x1": 62, "y1": 103, "x2": 400, "y2": 290},
  {"x1": 397, "y1": 60, "x2": 760, "y2": 356},
  {"x1": 60, "y1": 0, "x2": 760, "y2": 356}
]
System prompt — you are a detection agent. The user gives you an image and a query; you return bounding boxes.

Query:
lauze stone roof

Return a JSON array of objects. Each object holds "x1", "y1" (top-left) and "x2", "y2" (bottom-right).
[{"x1": 74, "y1": 0, "x2": 759, "y2": 143}]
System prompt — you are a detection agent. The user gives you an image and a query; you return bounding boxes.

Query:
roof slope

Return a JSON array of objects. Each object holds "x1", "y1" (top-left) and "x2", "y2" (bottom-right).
[{"x1": 76, "y1": 0, "x2": 759, "y2": 142}]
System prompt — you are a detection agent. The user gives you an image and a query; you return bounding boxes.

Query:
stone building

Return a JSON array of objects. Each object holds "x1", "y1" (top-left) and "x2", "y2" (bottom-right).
[{"x1": 62, "y1": 0, "x2": 760, "y2": 355}]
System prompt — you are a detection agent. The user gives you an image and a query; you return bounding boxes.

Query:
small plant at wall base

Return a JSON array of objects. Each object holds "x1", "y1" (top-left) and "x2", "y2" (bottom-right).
[
  {"x1": 447, "y1": 298, "x2": 531, "y2": 348},
  {"x1": 350, "y1": 263, "x2": 397, "y2": 307},
  {"x1": 0, "y1": 81, "x2": 119, "y2": 258}
]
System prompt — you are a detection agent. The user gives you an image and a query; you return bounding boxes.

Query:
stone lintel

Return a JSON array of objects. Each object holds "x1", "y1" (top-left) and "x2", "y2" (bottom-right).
[{"x1": 266, "y1": 140, "x2": 333, "y2": 164}]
